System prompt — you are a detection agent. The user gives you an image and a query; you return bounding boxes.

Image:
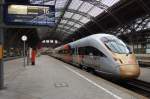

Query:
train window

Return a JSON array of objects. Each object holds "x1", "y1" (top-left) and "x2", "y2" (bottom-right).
[
  {"x1": 102, "y1": 37, "x2": 131, "y2": 54},
  {"x1": 58, "y1": 49, "x2": 71, "y2": 54},
  {"x1": 84, "y1": 46, "x2": 105, "y2": 57},
  {"x1": 78, "y1": 47, "x2": 85, "y2": 55},
  {"x1": 58, "y1": 50, "x2": 62, "y2": 54},
  {"x1": 72, "y1": 46, "x2": 105, "y2": 57},
  {"x1": 71, "y1": 48, "x2": 77, "y2": 55}
]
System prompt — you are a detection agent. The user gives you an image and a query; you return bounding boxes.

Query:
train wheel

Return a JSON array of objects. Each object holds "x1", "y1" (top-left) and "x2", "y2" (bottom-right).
[
  {"x1": 81, "y1": 65, "x2": 88, "y2": 70},
  {"x1": 87, "y1": 67, "x2": 95, "y2": 74},
  {"x1": 79, "y1": 64, "x2": 83, "y2": 69}
]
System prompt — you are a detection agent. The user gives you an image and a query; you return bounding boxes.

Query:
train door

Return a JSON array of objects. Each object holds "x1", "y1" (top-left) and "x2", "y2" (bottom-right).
[
  {"x1": 82, "y1": 46, "x2": 94, "y2": 67},
  {"x1": 82, "y1": 46, "x2": 106, "y2": 70},
  {"x1": 72, "y1": 47, "x2": 78, "y2": 65},
  {"x1": 88, "y1": 47, "x2": 100, "y2": 69}
]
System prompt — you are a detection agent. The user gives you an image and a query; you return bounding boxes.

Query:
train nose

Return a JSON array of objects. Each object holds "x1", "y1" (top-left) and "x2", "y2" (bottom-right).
[{"x1": 120, "y1": 65, "x2": 140, "y2": 79}]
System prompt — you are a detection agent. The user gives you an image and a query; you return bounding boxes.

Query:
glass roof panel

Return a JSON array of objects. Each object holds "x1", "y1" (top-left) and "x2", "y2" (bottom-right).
[
  {"x1": 55, "y1": 19, "x2": 58, "y2": 23},
  {"x1": 79, "y1": 2, "x2": 93, "y2": 13},
  {"x1": 56, "y1": 0, "x2": 68, "y2": 9},
  {"x1": 57, "y1": 27, "x2": 65, "y2": 31},
  {"x1": 60, "y1": 28, "x2": 72, "y2": 33},
  {"x1": 80, "y1": 17, "x2": 90, "y2": 23},
  {"x1": 44, "y1": 0, "x2": 55, "y2": 5},
  {"x1": 102, "y1": 0, "x2": 120, "y2": 7},
  {"x1": 55, "y1": 12, "x2": 62, "y2": 18},
  {"x1": 64, "y1": 12, "x2": 74, "y2": 18},
  {"x1": 60, "y1": 20, "x2": 68, "y2": 24},
  {"x1": 56, "y1": 28, "x2": 61, "y2": 31},
  {"x1": 146, "y1": 22, "x2": 150, "y2": 28},
  {"x1": 74, "y1": 24, "x2": 82, "y2": 28},
  {"x1": 88, "y1": 6, "x2": 104, "y2": 17},
  {"x1": 58, "y1": 25, "x2": 63, "y2": 28},
  {"x1": 68, "y1": 0, "x2": 83, "y2": 10},
  {"x1": 72, "y1": 14, "x2": 82, "y2": 20},
  {"x1": 55, "y1": 0, "x2": 121, "y2": 35},
  {"x1": 64, "y1": 26, "x2": 70, "y2": 29},
  {"x1": 30, "y1": 0, "x2": 55, "y2": 5},
  {"x1": 62, "y1": 30, "x2": 71, "y2": 33},
  {"x1": 67, "y1": 21, "x2": 75, "y2": 25},
  {"x1": 70, "y1": 28, "x2": 75, "y2": 31},
  {"x1": 57, "y1": 28, "x2": 73, "y2": 34},
  {"x1": 136, "y1": 26, "x2": 142, "y2": 31}
]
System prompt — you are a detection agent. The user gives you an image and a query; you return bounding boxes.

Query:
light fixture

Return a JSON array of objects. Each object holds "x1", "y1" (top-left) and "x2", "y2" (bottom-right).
[{"x1": 96, "y1": 0, "x2": 101, "y2": 2}]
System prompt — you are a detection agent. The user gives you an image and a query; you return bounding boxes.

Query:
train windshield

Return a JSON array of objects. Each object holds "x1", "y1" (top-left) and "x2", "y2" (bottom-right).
[{"x1": 102, "y1": 36, "x2": 131, "y2": 54}]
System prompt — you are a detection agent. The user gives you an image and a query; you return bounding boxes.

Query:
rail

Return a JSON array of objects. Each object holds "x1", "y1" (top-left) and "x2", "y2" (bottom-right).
[{"x1": 125, "y1": 79, "x2": 150, "y2": 97}]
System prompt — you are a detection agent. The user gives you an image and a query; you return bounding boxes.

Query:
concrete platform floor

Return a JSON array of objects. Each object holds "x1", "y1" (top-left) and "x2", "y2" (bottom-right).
[
  {"x1": 138, "y1": 67, "x2": 150, "y2": 82},
  {"x1": 1, "y1": 55, "x2": 147, "y2": 99}
]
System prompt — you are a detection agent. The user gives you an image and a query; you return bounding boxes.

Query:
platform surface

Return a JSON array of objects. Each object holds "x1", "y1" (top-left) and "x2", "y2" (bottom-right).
[
  {"x1": 1, "y1": 55, "x2": 147, "y2": 99},
  {"x1": 138, "y1": 67, "x2": 150, "y2": 82}
]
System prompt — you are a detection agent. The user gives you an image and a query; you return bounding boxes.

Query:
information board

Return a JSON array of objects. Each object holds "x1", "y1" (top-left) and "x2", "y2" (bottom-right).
[{"x1": 4, "y1": 4, "x2": 55, "y2": 27}]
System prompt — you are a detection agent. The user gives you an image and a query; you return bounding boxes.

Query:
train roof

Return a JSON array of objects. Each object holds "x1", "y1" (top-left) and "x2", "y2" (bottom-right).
[
  {"x1": 54, "y1": 33, "x2": 120, "y2": 50},
  {"x1": 68, "y1": 33, "x2": 116, "y2": 48},
  {"x1": 89, "y1": 33, "x2": 115, "y2": 38},
  {"x1": 73, "y1": 33, "x2": 115, "y2": 42}
]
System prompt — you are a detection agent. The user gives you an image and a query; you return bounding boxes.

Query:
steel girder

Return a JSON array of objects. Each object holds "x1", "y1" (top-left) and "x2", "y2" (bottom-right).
[{"x1": 108, "y1": 15, "x2": 150, "y2": 36}]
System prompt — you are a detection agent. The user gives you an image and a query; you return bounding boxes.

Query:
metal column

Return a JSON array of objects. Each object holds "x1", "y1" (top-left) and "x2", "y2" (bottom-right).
[
  {"x1": 0, "y1": 0, "x2": 4, "y2": 89},
  {"x1": 0, "y1": 28, "x2": 4, "y2": 89},
  {"x1": 23, "y1": 41, "x2": 26, "y2": 67}
]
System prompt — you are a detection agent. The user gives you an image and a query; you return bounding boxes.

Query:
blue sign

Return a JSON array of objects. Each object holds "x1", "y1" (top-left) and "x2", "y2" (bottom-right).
[
  {"x1": 4, "y1": 4, "x2": 55, "y2": 27},
  {"x1": 5, "y1": 0, "x2": 29, "y2": 4}
]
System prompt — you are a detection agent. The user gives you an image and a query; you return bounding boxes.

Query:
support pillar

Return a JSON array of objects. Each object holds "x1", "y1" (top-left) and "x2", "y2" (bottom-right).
[
  {"x1": 0, "y1": 0, "x2": 4, "y2": 89},
  {"x1": 0, "y1": 28, "x2": 4, "y2": 89}
]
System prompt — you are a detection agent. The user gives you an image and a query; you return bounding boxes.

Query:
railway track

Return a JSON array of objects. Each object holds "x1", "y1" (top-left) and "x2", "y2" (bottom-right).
[
  {"x1": 94, "y1": 71, "x2": 150, "y2": 98},
  {"x1": 124, "y1": 79, "x2": 150, "y2": 97},
  {"x1": 78, "y1": 67, "x2": 150, "y2": 98},
  {"x1": 83, "y1": 69, "x2": 150, "y2": 98}
]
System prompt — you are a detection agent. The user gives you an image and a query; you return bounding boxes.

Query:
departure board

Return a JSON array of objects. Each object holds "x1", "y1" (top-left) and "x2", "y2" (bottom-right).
[{"x1": 4, "y1": 4, "x2": 55, "y2": 27}]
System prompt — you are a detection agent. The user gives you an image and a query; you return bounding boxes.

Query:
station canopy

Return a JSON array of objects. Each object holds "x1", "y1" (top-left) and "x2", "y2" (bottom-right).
[
  {"x1": 30, "y1": 0, "x2": 120, "y2": 35},
  {"x1": 55, "y1": 0, "x2": 120, "y2": 35}
]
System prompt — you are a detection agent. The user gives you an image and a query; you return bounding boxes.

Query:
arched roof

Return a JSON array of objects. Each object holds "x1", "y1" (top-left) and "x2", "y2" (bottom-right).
[
  {"x1": 54, "y1": 0, "x2": 120, "y2": 34},
  {"x1": 30, "y1": 0, "x2": 121, "y2": 37}
]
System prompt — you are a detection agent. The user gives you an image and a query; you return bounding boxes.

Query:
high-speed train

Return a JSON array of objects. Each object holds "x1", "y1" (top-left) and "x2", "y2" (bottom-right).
[{"x1": 52, "y1": 34, "x2": 140, "y2": 79}]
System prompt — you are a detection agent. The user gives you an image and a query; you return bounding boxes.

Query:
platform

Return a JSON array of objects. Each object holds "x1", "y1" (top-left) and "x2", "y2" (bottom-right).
[
  {"x1": 1, "y1": 55, "x2": 147, "y2": 99},
  {"x1": 138, "y1": 67, "x2": 150, "y2": 82}
]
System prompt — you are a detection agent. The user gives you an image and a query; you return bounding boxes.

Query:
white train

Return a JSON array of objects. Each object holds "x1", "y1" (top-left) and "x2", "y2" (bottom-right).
[{"x1": 52, "y1": 34, "x2": 140, "y2": 79}]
